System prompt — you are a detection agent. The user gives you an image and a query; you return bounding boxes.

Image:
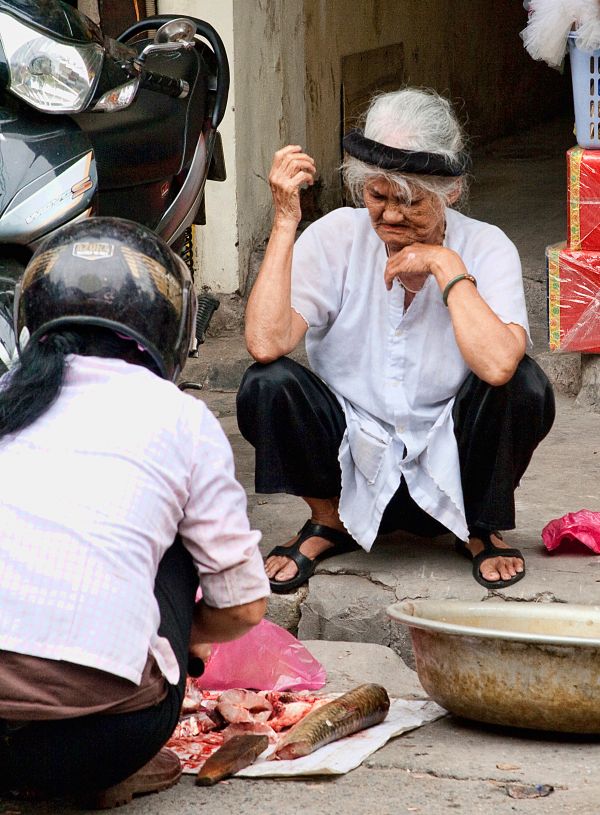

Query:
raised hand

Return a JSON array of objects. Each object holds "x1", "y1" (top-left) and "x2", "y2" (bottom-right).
[{"x1": 269, "y1": 145, "x2": 316, "y2": 228}]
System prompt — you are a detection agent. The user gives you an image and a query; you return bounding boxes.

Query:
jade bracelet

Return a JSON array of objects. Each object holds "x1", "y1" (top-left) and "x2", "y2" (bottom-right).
[{"x1": 442, "y1": 273, "x2": 477, "y2": 306}]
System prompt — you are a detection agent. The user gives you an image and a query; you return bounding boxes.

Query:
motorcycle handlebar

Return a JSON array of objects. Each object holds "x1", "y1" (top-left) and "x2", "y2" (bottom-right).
[
  {"x1": 116, "y1": 15, "x2": 230, "y2": 128},
  {"x1": 139, "y1": 69, "x2": 187, "y2": 98}
]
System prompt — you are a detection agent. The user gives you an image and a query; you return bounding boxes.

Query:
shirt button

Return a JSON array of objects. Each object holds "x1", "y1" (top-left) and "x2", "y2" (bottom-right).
[
  {"x1": 395, "y1": 328, "x2": 402, "y2": 337},
  {"x1": 396, "y1": 424, "x2": 404, "y2": 433}
]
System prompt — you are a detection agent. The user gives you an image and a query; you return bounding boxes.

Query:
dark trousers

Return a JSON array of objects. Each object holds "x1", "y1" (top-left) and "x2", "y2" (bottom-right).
[
  {"x1": 0, "y1": 539, "x2": 198, "y2": 795},
  {"x1": 236, "y1": 356, "x2": 555, "y2": 537}
]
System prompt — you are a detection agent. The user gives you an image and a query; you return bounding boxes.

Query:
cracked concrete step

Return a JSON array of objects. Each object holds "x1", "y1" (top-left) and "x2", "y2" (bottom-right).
[
  {"x1": 198, "y1": 386, "x2": 600, "y2": 669},
  {"x1": 34, "y1": 758, "x2": 591, "y2": 815},
  {"x1": 300, "y1": 640, "x2": 425, "y2": 697},
  {"x1": 183, "y1": 334, "x2": 308, "y2": 393},
  {"x1": 186, "y1": 328, "x2": 584, "y2": 401}
]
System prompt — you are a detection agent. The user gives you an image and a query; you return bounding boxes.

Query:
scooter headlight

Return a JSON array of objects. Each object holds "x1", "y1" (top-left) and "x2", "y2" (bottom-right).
[{"x1": 0, "y1": 13, "x2": 103, "y2": 114}]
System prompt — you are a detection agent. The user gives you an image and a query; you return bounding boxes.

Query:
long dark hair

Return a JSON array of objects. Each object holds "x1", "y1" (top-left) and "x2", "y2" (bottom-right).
[{"x1": 0, "y1": 326, "x2": 160, "y2": 441}]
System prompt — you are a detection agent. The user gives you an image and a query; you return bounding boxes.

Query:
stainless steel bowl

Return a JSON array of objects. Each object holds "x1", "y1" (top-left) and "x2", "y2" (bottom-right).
[{"x1": 387, "y1": 599, "x2": 600, "y2": 733}]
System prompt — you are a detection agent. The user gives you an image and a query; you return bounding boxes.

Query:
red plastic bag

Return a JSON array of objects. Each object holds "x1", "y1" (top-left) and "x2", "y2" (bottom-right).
[
  {"x1": 542, "y1": 509, "x2": 600, "y2": 554},
  {"x1": 194, "y1": 619, "x2": 327, "y2": 691}
]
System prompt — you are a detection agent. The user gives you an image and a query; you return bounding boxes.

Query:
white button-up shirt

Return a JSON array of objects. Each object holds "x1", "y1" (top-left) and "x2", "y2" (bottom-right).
[
  {"x1": 291, "y1": 207, "x2": 530, "y2": 550},
  {"x1": 0, "y1": 356, "x2": 269, "y2": 685}
]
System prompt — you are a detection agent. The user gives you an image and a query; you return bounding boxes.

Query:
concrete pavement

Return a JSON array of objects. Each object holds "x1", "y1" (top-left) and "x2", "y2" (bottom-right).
[
  {"x1": 3, "y1": 115, "x2": 600, "y2": 814},
  {"x1": 4, "y1": 641, "x2": 600, "y2": 814},
  {"x1": 201, "y1": 386, "x2": 600, "y2": 668}
]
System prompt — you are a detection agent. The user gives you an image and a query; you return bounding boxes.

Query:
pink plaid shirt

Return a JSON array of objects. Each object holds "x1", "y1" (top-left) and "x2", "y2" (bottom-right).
[{"x1": 0, "y1": 356, "x2": 269, "y2": 685}]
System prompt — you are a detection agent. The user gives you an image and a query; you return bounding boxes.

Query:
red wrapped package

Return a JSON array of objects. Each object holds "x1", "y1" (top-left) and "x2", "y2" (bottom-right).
[
  {"x1": 546, "y1": 242, "x2": 600, "y2": 352},
  {"x1": 542, "y1": 510, "x2": 600, "y2": 554},
  {"x1": 567, "y1": 146, "x2": 600, "y2": 251}
]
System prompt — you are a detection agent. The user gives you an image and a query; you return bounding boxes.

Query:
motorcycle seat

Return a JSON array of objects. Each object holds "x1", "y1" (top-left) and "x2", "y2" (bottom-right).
[{"x1": 73, "y1": 47, "x2": 207, "y2": 190}]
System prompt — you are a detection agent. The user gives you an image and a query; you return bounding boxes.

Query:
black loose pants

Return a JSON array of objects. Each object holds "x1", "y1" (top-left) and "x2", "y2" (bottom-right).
[{"x1": 237, "y1": 356, "x2": 555, "y2": 537}]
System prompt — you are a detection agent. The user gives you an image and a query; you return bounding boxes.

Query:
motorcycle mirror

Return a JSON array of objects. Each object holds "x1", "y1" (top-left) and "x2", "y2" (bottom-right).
[
  {"x1": 137, "y1": 39, "x2": 195, "y2": 62},
  {"x1": 155, "y1": 18, "x2": 196, "y2": 44}
]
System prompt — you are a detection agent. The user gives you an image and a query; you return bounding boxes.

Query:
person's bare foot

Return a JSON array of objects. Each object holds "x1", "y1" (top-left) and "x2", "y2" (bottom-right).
[
  {"x1": 465, "y1": 532, "x2": 524, "y2": 583},
  {"x1": 265, "y1": 530, "x2": 343, "y2": 583},
  {"x1": 265, "y1": 496, "x2": 346, "y2": 584}
]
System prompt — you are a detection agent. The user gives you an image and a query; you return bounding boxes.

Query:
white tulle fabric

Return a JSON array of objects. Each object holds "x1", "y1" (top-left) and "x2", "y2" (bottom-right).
[{"x1": 521, "y1": 0, "x2": 600, "y2": 69}]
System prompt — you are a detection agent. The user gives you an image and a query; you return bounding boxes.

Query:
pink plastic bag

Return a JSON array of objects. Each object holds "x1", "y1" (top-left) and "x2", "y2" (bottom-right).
[
  {"x1": 194, "y1": 619, "x2": 327, "y2": 691},
  {"x1": 542, "y1": 509, "x2": 600, "y2": 554}
]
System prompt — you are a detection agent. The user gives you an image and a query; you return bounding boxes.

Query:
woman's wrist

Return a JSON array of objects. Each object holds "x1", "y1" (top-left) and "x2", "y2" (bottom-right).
[
  {"x1": 430, "y1": 248, "x2": 468, "y2": 290},
  {"x1": 272, "y1": 214, "x2": 301, "y2": 234}
]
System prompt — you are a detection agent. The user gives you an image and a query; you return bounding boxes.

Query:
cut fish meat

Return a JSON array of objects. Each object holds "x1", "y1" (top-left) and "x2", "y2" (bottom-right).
[{"x1": 168, "y1": 684, "x2": 342, "y2": 774}]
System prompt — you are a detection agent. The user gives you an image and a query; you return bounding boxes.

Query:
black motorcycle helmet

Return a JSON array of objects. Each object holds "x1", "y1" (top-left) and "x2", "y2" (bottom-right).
[{"x1": 14, "y1": 217, "x2": 196, "y2": 381}]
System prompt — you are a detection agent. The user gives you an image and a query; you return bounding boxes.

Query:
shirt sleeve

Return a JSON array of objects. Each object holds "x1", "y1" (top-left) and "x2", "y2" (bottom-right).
[
  {"x1": 469, "y1": 224, "x2": 531, "y2": 341},
  {"x1": 290, "y1": 208, "x2": 356, "y2": 328},
  {"x1": 178, "y1": 401, "x2": 269, "y2": 609}
]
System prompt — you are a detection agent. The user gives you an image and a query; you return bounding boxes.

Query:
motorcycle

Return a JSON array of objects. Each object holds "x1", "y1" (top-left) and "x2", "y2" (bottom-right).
[{"x1": 0, "y1": 0, "x2": 229, "y2": 370}]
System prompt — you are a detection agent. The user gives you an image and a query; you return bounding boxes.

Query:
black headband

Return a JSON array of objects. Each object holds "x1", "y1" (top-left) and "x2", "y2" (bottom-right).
[{"x1": 342, "y1": 129, "x2": 470, "y2": 177}]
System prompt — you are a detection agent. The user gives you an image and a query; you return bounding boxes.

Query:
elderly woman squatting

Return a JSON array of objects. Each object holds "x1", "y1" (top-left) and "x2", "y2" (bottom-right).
[{"x1": 237, "y1": 88, "x2": 555, "y2": 594}]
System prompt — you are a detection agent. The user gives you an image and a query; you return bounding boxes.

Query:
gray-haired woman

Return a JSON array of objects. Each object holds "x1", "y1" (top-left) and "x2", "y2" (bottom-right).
[{"x1": 237, "y1": 87, "x2": 555, "y2": 594}]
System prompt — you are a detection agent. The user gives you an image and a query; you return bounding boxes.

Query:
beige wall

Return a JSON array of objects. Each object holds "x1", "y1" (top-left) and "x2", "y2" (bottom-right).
[
  {"x1": 303, "y1": 0, "x2": 568, "y2": 211},
  {"x1": 79, "y1": 0, "x2": 99, "y2": 23},
  {"x1": 232, "y1": 0, "x2": 306, "y2": 293},
  {"x1": 159, "y1": 0, "x2": 240, "y2": 293},
  {"x1": 158, "y1": 1, "x2": 568, "y2": 293},
  {"x1": 158, "y1": 0, "x2": 305, "y2": 293}
]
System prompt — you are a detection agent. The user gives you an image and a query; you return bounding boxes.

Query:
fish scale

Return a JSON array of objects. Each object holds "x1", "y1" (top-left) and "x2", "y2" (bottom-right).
[{"x1": 272, "y1": 683, "x2": 390, "y2": 760}]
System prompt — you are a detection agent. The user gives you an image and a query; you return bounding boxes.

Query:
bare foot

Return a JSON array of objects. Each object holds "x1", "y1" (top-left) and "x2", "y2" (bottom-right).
[
  {"x1": 266, "y1": 496, "x2": 347, "y2": 584},
  {"x1": 265, "y1": 530, "x2": 342, "y2": 583},
  {"x1": 465, "y1": 533, "x2": 524, "y2": 583}
]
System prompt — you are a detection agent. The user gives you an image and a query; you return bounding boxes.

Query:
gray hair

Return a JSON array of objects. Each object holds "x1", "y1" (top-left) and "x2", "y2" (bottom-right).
[{"x1": 342, "y1": 88, "x2": 469, "y2": 208}]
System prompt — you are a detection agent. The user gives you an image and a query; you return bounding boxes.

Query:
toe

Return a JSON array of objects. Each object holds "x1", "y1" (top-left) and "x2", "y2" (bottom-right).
[
  {"x1": 480, "y1": 555, "x2": 524, "y2": 584},
  {"x1": 272, "y1": 561, "x2": 299, "y2": 582},
  {"x1": 265, "y1": 556, "x2": 298, "y2": 581},
  {"x1": 264, "y1": 556, "x2": 277, "y2": 577},
  {"x1": 481, "y1": 563, "x2": 501, "y2": 582}
]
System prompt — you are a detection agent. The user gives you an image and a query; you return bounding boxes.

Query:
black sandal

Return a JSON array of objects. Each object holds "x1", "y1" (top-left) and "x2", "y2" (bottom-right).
[
  {"x1": 267, "y1": 519, "x2": 360, "y2": 594},
  {"x1": 454, "y1": 530, "x2": 526, "y2": 589}
]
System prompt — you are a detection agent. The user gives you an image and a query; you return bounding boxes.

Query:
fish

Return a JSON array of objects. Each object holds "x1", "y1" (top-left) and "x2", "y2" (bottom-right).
[
  {"x1": 216, "y1": 688, "x2": 273, "y2": 724},
  {"x1": 272, "y1": 683, "x2": 390, "y2": 760},
  {"x1": 268, "y1": 700, "x2": 315, "y2": 731},
  {"x1": 172, "y1": 712, "x2": 219, "y2": 738},
  {"x1": 195, "y1": 734, "x2": 269, "y2": 785},
  {"x1": 217, "y1": 689, "x2": 272, "y2": 712},
  {"x1": 221, "y1": 722, "x2": 277, "y2": 744}
]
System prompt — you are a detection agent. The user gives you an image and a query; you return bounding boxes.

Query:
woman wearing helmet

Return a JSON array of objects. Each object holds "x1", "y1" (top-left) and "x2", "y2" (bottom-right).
[{"x1": 0, "y1": 218, "x2": 269, "y2": 806}]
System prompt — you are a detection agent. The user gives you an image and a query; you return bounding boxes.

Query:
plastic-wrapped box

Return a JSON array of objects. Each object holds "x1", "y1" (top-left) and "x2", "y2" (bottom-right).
[
  {"x1": 546, "y1": 242, "x2": 600, "y2": 352},
  {"x1": 567, "y1": 146, "x2": 600, "y2": 250}
]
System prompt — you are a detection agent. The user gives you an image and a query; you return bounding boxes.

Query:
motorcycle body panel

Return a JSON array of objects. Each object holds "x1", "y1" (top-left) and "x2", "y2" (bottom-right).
[
  {"x1": 73, "y1": 41, "x2": 209, "y2": 232},
  {"x1": 0, "y1": 11, "x2": 228, "y2": 248},
  {"x1": 74, "y1": 46, "x2": 206, "y2": 187},
  {"x1": 0, "y1": 0, "x2": 103, "y2": 45},
  {"x1": 0, "y1": 95, "x2": 97, "y2": 244},
  {"x1": 0, "y1": 11, "x2": 230, "y2": 368}
]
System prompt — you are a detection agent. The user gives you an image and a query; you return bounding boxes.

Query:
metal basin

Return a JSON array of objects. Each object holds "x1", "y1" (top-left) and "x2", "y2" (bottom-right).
[{"x1": 388, "y1": 599, "x2": 600, "y2": 733}]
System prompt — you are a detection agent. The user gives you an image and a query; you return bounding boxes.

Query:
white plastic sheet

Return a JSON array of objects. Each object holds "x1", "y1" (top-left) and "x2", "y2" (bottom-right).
[{"x1": 203, "y1": 699, "x2": 445, "y2": 778}]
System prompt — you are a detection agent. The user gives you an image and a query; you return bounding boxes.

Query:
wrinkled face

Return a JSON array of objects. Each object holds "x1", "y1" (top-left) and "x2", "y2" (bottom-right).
[{"x1": 363, "y1": 176, "x2": 446, "y2": 249}]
